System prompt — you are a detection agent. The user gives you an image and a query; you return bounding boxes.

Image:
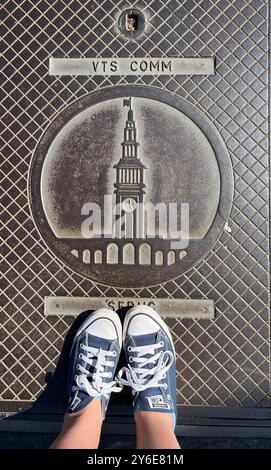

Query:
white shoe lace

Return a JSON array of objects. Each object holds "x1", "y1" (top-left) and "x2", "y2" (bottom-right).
[
  {"x1": 73, "y1": 343, "x2": 122, "y2": 398},
  {"x1": 118, "y1": 342, "x2": 174, "y2": 392}
]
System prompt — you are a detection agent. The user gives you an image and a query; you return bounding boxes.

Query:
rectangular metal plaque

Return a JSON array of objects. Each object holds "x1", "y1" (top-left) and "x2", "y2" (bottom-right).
[
  {"x1": 49, "y1": 57, "x2": 215, "y2": 76},
  {"x1": 44, "y1": 296, "x2": 215, "y2": 319}
]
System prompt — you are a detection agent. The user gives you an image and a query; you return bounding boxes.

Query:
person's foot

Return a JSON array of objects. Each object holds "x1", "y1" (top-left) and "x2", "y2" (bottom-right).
[
  {"x1": 118, "y1": 306, "x2": 177, "y2": 427},
  {"x1": 66, "y1": 309, "x2": 122, "y2": 417}
]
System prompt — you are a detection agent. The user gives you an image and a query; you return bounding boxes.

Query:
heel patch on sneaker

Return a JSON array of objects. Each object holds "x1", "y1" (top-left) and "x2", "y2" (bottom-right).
[
  {"x1": 147, "y1": 395, "x2": 171, "y2": 410},
  {"x1": 69, "y1": 392, "x2": 81, "y2": 411}
]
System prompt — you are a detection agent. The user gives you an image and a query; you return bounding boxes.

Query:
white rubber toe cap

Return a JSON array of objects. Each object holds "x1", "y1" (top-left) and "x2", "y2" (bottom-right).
[
  {"x1": 75, "y1": 309, "x2": 122, "y2": 348},
  {"x1": 86, "y1": 318, "x2": 118, "y2": 340},
  {"x1": 128, "y1": 314, "x2": 160, "y2": 336},
  {"x1": 123, "y1": 306, "x2": 175, "y2": 356}
]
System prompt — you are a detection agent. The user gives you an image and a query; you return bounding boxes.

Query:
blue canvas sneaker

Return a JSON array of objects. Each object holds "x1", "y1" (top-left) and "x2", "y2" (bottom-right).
[
  {"x1": 66, "y1": 309, "x2": 122, "y2": 416},
  {"x1": 118, "y1": 306, "x2": 177, "y2": 427}
]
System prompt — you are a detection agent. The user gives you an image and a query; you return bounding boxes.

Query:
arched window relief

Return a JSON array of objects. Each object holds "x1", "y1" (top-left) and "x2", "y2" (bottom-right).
[
  {"x1": 155, "y1": 251, "x2": 163, "y2": 265},
  {"x1": 139, "y1": 243, "x2": 151, "y2": 265},
  {"x1": 107, "y1": 243, "x2": 119, "y2": 264},
  {"x1": 167, "y1": 251, "x2": 176, "y2": 265},
  {"x1": 94, "y1": 250, "x2": 103, "y2": 264},
  {"x1": 83, "y1": 249, "x2": 91, "y2": 264},
  {"x1": 123, "y1": 243, "x2": 135, "y2": 264}
]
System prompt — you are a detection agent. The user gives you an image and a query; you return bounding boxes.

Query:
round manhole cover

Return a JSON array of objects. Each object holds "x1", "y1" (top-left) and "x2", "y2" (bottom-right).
[{"x1": 29, "y1": 85, "x2": 233, "y2": 287}]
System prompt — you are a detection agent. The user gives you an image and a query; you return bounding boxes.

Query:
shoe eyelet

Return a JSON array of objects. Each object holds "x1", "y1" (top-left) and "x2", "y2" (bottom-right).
[
  {"x1": 163, "y1": 373, "x2": 166, "y2": 379},
  {"x1": 76, "y1": 364, "x2": 80, "y2": 370},
  {"x1": 160, "y1": 341, "x2": 164, "y2": 347},
  {"x1": 127, "y1": 346, "x2": 132, "y2": 352},
  {"x1": 167, "y1": 394, "x2": 171, "y2": 400},
  {"x1": 129, "y1": 356, "x2": 133, "y2": 363},
  {"x1": 112, "y1": 351, "x2": 117, "y2": 357},
  {"x1": 80, "y1": 343, "x2": 84, "y2": 348},
  {"x1": 163, "y1": 384, "x2": 168, "y2": 390},
  {"x1": 79, "y1": 353, "x2": 83, "y2": 359},
  {"x1": 110, "y1": 361, "x2": 114, "y2": 367}
]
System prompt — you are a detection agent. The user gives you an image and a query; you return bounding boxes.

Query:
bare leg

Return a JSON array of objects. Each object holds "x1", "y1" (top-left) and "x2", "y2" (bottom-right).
[
  {"x1": 135, "y1": 412, "x2": 180, "y2": 449},
  {"x1": 51, "y1": 399, "x2": 103, "y2": 449}
]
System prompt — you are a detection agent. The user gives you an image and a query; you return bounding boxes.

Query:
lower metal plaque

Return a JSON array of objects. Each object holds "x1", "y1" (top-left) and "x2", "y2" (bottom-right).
[{"x1": 44, "y1": 296, "x2": 215, "y2": 319}]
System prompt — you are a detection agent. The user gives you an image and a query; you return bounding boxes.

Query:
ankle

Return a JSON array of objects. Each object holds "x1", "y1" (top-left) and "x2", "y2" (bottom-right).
[
  {"x1": 135, "y1": 411, "x2": 174, "y2": 429},
  {"x1": 135, "y1": 411, "x2": 179, "y2": 449}
]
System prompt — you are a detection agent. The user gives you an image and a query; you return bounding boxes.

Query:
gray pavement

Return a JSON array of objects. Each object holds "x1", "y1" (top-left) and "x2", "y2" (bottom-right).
[{"x1": 0, "y1": 433, "x2": 270, "y2": 449}]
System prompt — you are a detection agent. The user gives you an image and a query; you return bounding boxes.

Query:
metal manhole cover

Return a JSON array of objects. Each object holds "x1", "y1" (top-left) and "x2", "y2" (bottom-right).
[{"x1": 29, "y1": 85, "x2": 233, "y2": 287}]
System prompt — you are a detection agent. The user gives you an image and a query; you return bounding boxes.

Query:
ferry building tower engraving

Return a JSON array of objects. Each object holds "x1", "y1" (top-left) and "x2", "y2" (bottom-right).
[{"x1": 114, "y1": 97, "x2": 147, "y2": 238}]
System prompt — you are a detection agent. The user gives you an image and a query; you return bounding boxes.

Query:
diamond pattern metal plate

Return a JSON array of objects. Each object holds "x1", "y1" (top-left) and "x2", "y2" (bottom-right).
[{"x1": 1, "y1": 0, "x2": 270, "y2": 409}]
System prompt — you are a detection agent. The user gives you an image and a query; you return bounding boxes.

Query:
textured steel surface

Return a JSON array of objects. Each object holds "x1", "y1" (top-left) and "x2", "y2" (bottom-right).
[{"x1": 1, "y1": 0, "x2": 270, "y2": 408}]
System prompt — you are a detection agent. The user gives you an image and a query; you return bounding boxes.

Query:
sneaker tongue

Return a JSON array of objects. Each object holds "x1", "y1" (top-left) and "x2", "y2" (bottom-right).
[
  {"x1": 132, "y1": 332, "x2": 160, "y2": 382},
  {"x1": 83, "y1": 333, "x2": 112, "y2": 381},
  {"x1": 87, "y1": 334, "x2": 112, "y2": 351},
  {"x1": 133, "y1": 332, "x2": 158, "y2": 347}
]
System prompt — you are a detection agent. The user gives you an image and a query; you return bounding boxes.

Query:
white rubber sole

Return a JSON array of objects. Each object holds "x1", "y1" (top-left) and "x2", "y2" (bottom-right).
[
  {"x1": 73, "y1": 308, "x2": 122, "y2": 349},
  {"x1": 123, "y1": 305, "x2": 176, "y2": 357}
]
